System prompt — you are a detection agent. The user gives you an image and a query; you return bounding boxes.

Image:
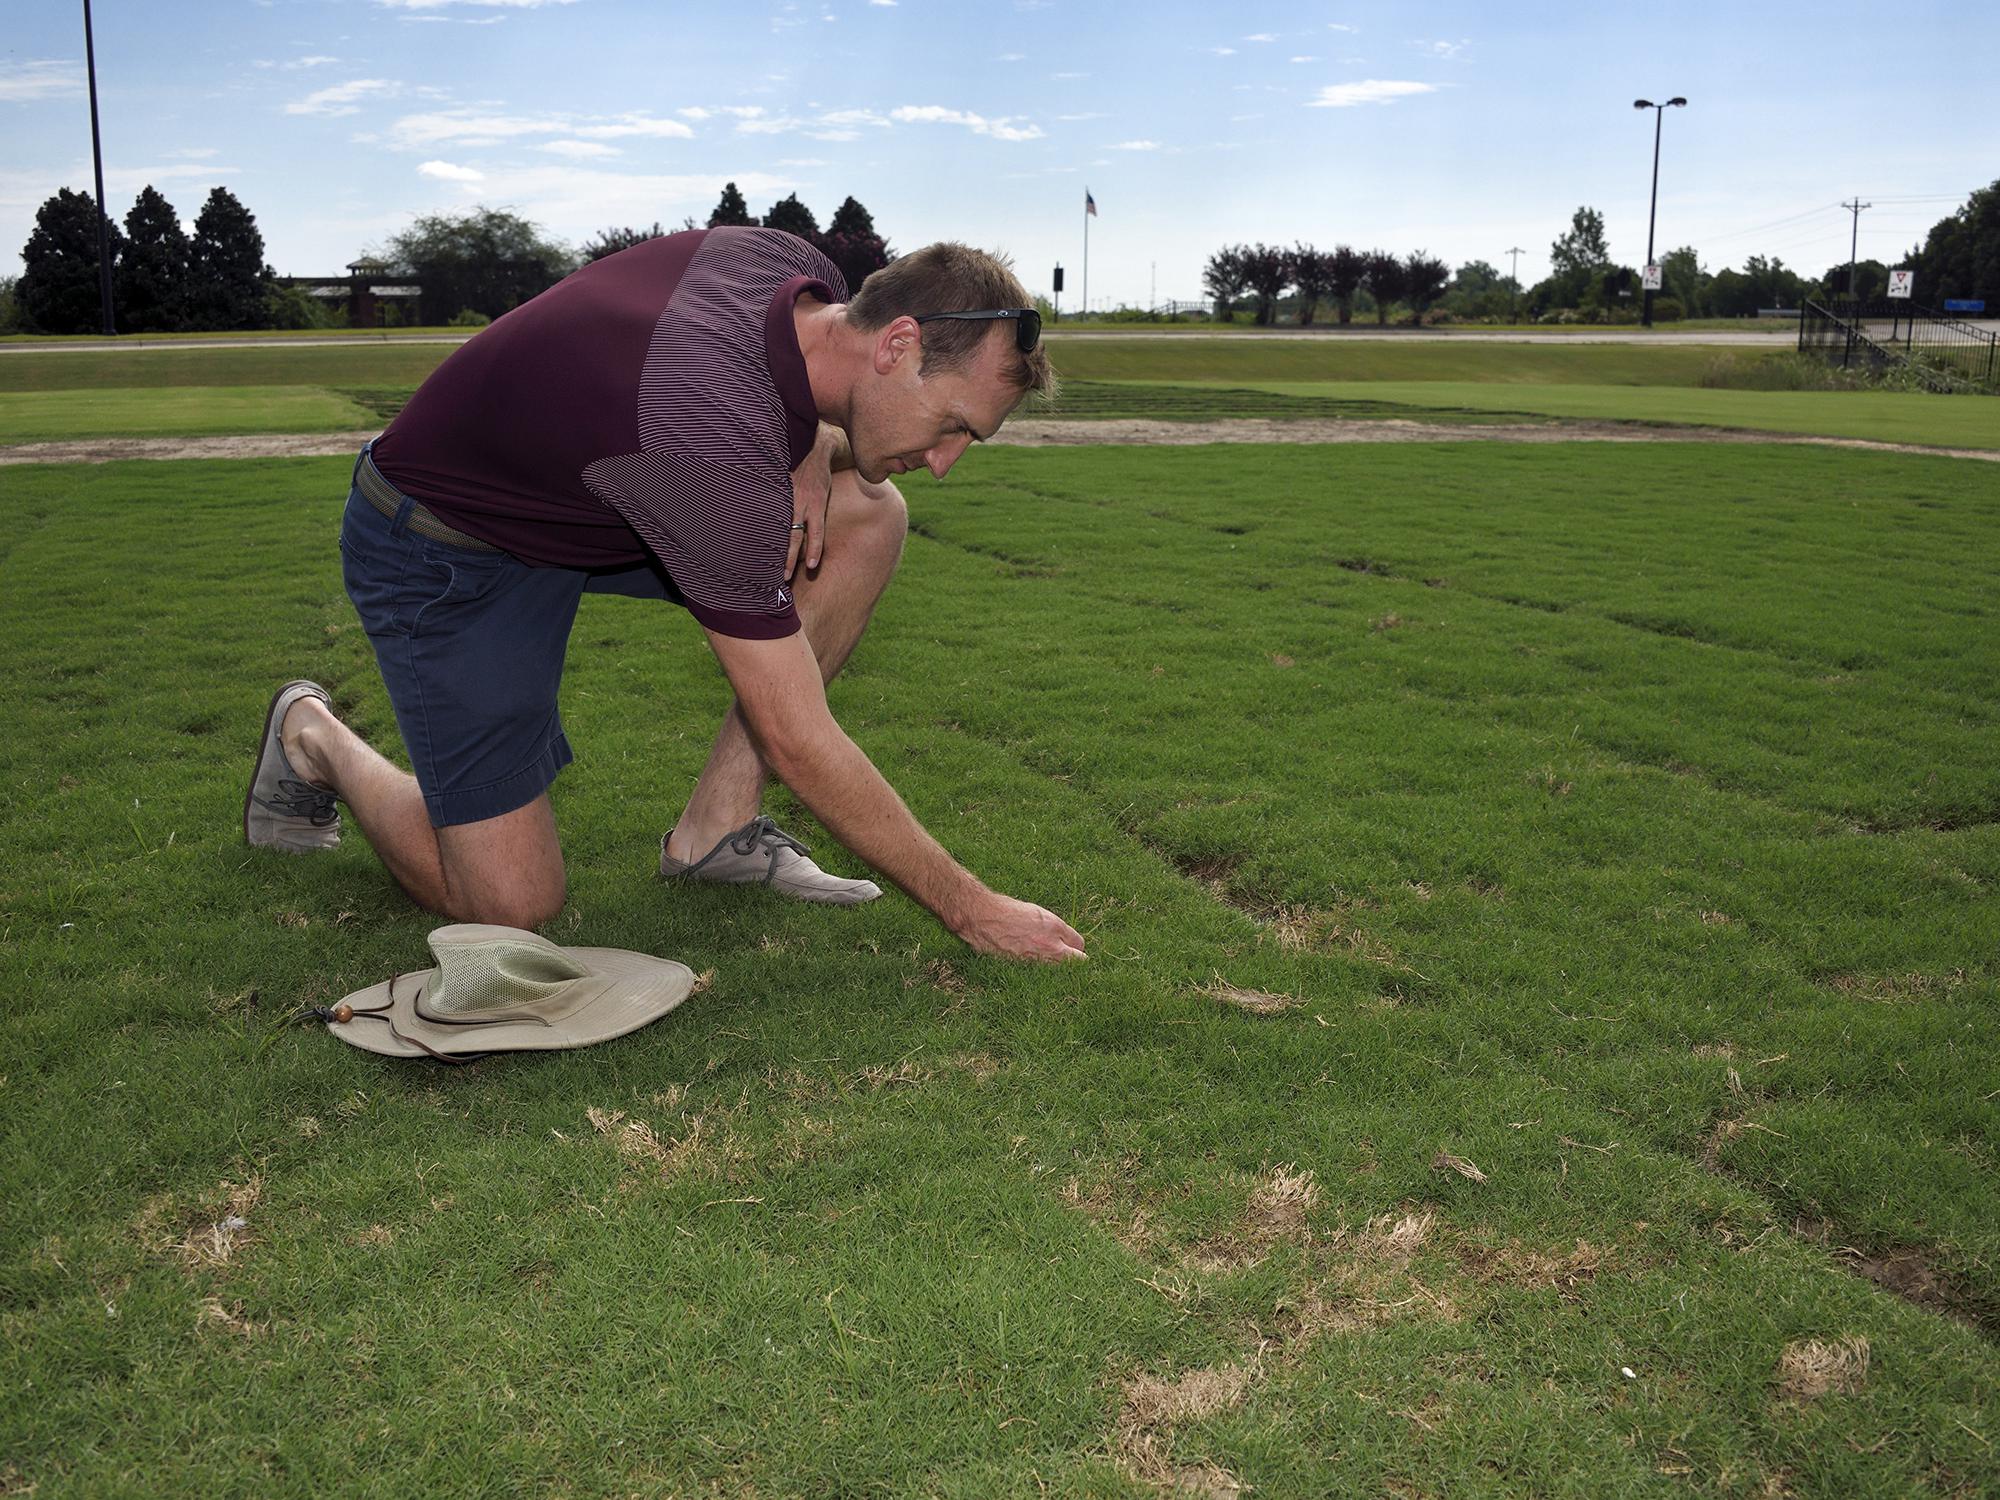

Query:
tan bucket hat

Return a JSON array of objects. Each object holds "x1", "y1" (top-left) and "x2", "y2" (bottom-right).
[{"x1": 318, "y1": 924, "x2": 697, "y2": 1061}]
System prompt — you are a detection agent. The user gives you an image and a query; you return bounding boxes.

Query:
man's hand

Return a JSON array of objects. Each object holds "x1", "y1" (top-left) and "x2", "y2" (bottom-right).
[
  {"x1": 787, "y1": 424, "x2": 853, "y2": 581},
  {"x1": 705, "y1": 627, "x2": 1089, "y2": 965},
  {"x1": 954, "y1": 891, "x2": 1088, "y2": 962}
]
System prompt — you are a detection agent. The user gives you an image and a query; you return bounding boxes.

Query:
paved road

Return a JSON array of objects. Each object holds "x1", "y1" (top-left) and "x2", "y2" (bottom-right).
[{"x1": 0, "y1": 327, "x2": 1802, "y2": 355}]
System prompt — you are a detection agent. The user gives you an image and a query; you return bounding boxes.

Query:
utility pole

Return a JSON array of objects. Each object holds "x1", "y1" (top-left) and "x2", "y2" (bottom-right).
[
  {"x1": 1505, "y1": 245, "x2": 1524, "y2": 322},
  {"x1": 83, "y1": 0, "x2": 116, "y2": 336},
  {"x1": 1841, "y1": 198, "x2": 1871, "y2": 302}
]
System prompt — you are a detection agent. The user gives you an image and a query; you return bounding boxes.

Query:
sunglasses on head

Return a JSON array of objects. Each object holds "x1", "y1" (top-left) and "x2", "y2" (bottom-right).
[{"x1": 911, "y1": 307, "x2": 1042, "y2": 355}]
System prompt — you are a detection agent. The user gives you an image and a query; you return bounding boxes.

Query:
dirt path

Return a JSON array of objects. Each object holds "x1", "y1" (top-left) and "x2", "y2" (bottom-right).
[{"x1": 3, "y1": 419, "x2": 1996, "y2": 465}]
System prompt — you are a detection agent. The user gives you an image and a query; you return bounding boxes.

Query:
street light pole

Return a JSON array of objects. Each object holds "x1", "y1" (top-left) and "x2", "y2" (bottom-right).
[
  {"x1": 1633, "y1": 95, "x2": 1685, "y2": 329},
  {"x1": 83, "y1": 0, "x2": 116, "y2": 336},
  {"x1": 1505, "y1": 245, "x2": 1524, "y2": 323}
]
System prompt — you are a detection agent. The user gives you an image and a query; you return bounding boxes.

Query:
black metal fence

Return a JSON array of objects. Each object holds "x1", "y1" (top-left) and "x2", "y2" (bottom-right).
[{"x1": 1800, "y1": 299, "x2": 1999, "y2": 387}]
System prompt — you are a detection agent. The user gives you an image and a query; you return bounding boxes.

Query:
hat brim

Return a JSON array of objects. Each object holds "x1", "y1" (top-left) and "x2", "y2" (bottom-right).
[{"x1": 328, "y1": 945, "x2": 697, "y2": 1059}]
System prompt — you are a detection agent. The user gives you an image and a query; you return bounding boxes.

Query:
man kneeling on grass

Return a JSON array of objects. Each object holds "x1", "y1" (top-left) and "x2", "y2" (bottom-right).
[{"x1": 243, "y1": 230, "x2": 1086, "y2": 963}]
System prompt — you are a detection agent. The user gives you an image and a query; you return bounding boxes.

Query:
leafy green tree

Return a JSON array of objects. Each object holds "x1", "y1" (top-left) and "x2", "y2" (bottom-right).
[
  {"x1": 1402, "y1": 251, "x2": 1449, "y2": 321},
  {"x1": 1545, "y1": 205, "x2": 1610, "y2": 308},
  {"x1": 18, "y1": 188, "x2": 122, "y2": 334},
  {"x1": 707, "y1": 182, "x2": 755, "y2": 228},
  {"x1": 118, "y1": 185, "x2": 190, "y2": 332},
  {"x1": 1820, "y1": 257, "x2": 1887, "y2": 301},
  {"x1": 1910, "y1": 179, "x2": 1999, "y2": 304},
  {"x1": 1659, "y1": 246, "x2": 1708, "y2": 317},
  {"x1": 0, "y1": 275, "x2": 20, "y2": 334},
  {"x1": 1290, "y1": 245, "x2": 1332, "y2": 325},
  {"x1": 820, "y1": 230, "x2": 892, "y2": 295},
  {"x1": 826, "y1": 196, "x2": 876, "y2": 239},
  {"x1": 581, "y1": 222, "x2": 667, "y2": 262},
  {"x1": 1327, "y1": 245, "x2": 1365, "y2": 324},
  {"x1": 1240, "y1": 243, "x2": 1291, "y2": 325},
  {"x1": 762, "y1": 193, "x2": 820, "y2": 241},
  {"x1": 384, "y1": 206, "x2": 574, "y2": 324},
  {"x1": 1362, "y1": 249, "x2": 1404, "y2": 325},
  {"x1": 188, "y1": 187, "x2": 268, "y2": 329},
  {"x1": 1202, "y1": 245, "x2": 1249, "y2": 321}
]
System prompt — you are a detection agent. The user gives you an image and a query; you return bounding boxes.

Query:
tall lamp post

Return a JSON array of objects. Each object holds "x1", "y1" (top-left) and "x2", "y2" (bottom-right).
[
  {"x1": 1633, "y1": 95, "x2": 1685, "y2": 329},
  {"x1": 83, "y1": 0, "x2": 116, "y2": 336}
]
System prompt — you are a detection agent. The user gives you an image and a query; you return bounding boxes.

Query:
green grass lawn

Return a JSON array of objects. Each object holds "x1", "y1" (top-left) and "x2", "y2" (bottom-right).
[
  {"x1": 0, "y1": 337, "x2": 1732, "y2": 396},
  {"x1": 0, "y1": 386, "x2": 378, "y2": 443},
  {"x1": 3, "y1": 443, "x2": 1995, "y2": 1496},
  {"x1": 1232, "y1": 380, "x2": 2000, "y2": 451}
]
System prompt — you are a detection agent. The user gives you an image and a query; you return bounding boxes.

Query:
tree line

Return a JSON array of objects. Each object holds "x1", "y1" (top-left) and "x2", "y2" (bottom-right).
[
  {"x1": 1200, "y1": 179, "x2": 1999, "y2": 326},
  {"x1": 1202, "y1": 244, "x2": 1451, "y2": 326},
  {"x1": 3, "y1": 180, "x2": 894, "y2": 334}
]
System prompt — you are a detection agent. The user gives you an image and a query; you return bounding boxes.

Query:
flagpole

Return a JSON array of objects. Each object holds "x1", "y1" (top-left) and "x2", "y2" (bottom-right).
[{"x1": 1082, "y1": 189, "x2": 1090, "y2": 320}]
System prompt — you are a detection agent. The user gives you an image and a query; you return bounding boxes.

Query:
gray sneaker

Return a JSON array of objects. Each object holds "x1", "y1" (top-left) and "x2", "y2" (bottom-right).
[
  {"x1": 244, "y1": 680, "x2": 340, "y2": 852},
  {"x1": 661, "y1": 815, "x2": 880, "y2": 905}
]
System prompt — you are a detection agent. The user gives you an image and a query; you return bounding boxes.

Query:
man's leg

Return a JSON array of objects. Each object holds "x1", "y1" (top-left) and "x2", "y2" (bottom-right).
[
  {"x1": 282, "y1": 700, "x2": 567, "y2": 928},
  {"x1": 664, "y1": 471, "x2": 908, "y2": 863}
]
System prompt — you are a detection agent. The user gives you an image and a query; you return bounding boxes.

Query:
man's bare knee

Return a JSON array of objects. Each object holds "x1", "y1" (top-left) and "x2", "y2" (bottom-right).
[{"x1": 433, "y1": 799, "x2": 565, "y2": 929}]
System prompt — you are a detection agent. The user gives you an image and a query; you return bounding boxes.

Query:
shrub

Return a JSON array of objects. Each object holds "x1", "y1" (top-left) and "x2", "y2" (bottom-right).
[
  {"x1": 1651, "y1": 296, "x2": 1684, "y2": 322},
  {"x1": 448, "y1": 307, "x2": 492, "y2": 328}
]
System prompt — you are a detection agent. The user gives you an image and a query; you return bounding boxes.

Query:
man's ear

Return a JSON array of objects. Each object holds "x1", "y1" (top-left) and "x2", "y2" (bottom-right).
[{"x1": 873, "y1": 315, "x2": 920, "y2": 376}]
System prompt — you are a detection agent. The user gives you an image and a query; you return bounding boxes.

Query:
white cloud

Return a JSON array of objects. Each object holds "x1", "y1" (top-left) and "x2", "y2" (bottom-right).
[
  {"x1": 0, "y1": 60, "x2": 85, "y2": 103},
  {"x1": 1307, "y1": 79, "x2": 1436, "y2": 108},
  {"x1": 383, "y1": 108, "x2": 693, "y2": 148},
  {"x1": 1055, "y1": 111, "x2": 1107, "y2": 121},
  {"x1": 287, "y1": 79, "x2": 398, "y2": 117},
  {"x1": 418, "y1": 159, "x2": 486, "y2": 181},
  {"x1": 415, "y1": 164, "x2": 791, "y2": 230},
  {"x1": 1050, "y1": 71, "x2": 1087, "y2": 79},
  {"x1": 1107, "y1": 139, "x2": 1158, "y2": 151},
  {"x1": 998, "y1": 52, "x2": 1025, "y2": 61},
  {"x1": 870, "y1": 0, "x2": 897, "y2": 6},
  {"x1": 1415, "y1": 38, "x2": 1470, "y2": 59},
  {"x1": 1209, "y1": 46, "x2": 1236, "y2": 56},
  {"x1": 1327, "y1": 22, "x2": 1357, "y2": 32},
  {"x1": 1242, "y1": 33, "x2": 1275, "y2": 42},
  {"x1": 889, "y1": 104, "x2": 1043, "y2": 141},
  {"x1": 540, "y1": 139, "x2": 619, "y2": 158},
  {"x1": 1289, "y1": 55, "x2": 1316, "y2": 63},
  {"x1": 290, "y1": 55, "x2": 340, "y2": 69}
]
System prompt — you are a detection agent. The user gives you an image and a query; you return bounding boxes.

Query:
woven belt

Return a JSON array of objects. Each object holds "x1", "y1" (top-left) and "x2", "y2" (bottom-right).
[{"x1": 356, "y1": 449, "x2": 499, "y2": 553}]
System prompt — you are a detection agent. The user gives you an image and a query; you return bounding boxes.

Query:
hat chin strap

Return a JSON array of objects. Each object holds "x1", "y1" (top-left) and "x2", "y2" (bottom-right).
[{"x1": 287, "y1": 973, "x2": 526, "y2": 1064}]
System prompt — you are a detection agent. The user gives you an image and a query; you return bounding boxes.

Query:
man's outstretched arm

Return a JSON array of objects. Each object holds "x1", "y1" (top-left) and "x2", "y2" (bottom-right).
[{"x1": 706, "y1": 626, "x2": 1087, "y2": 962}]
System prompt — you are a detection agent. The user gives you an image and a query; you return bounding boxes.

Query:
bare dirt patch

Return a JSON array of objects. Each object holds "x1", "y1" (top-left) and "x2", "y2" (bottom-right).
[
  {"x1": 1199, "y1": 977, "x2": 1303, "y2": 1016},
  {"x1": 135, "y1": 1175, "x2": 265, "y2": 1271},
  {"x1": 12, "y1": 419, "x2": 2000, "y2": 465}
]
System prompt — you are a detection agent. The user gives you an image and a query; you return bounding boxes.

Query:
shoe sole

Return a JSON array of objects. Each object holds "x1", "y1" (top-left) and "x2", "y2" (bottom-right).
[{"x1": 244, "y1": 679, "x2": 333, "y2": 849}]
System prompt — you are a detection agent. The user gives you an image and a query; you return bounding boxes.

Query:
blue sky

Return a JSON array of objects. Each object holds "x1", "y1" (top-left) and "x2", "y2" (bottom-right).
[{"x1": 4, "y1": 1, "x2": 1994, "y2": 307}]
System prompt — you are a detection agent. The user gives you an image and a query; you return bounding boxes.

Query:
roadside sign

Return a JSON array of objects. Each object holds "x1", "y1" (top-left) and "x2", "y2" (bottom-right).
[
  {"x1": 1944, "y1": 298, "x2": 1985, "y2": 313},
  {"x1": 1642, "y1": 263, "x2": 1662, "y2": 291},
  {"x1": 1887, "y1": 270, "x2": 1915, "y2": 299}
]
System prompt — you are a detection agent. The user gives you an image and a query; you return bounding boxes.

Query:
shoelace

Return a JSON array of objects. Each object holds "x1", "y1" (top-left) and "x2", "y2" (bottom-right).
[
  {"x1": 261, "y1": 777, "x2": 339, "y2": 827},
  {"x1": 726, "y1": 815, "x2": 810, "y2": 884}
]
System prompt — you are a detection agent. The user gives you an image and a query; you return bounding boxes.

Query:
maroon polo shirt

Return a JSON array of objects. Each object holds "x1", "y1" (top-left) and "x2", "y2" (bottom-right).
[{"x1": 370, "y1": 227, "x2": 847, "y2": 639}]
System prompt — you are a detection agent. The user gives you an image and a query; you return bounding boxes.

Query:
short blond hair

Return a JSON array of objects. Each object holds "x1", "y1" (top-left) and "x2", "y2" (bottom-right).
[{"x1": 845, "y1": 242, "x2": 1054, "y2": 397}]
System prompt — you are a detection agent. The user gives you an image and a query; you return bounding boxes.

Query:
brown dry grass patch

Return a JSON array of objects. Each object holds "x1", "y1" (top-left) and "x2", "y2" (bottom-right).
[
  {"x1": 135, "y1": 1175, "x2": 265, "y2": 1271},
  {"x1": 1199, "y1": 977, "x2": 1302, "y2": 1016},
  {"x1": 1824, "y1": 969, "x2": 1966, "y2": 1003},
  {"x1": 1115, "y1": 1364, "x2": 1253, "y2": 1494},
  {"x1": 1775, "y1": 1335, "x2": 1870, "y2": 1401},
  {"x1": 586, "y1": 1106, "x2": 715, "y2": 1178},
  {"x1": 1186, "y1": 1165, "x2": 1321, "y2": 1272}
]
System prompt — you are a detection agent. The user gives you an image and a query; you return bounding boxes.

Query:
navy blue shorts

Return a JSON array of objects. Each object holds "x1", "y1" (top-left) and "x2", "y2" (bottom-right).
[{"x1": 340, "y1": 452, "x2": 685, "y2": 828}]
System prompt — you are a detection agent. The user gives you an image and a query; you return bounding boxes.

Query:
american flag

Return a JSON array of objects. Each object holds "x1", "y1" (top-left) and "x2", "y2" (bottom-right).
[{"x1": 1085, "y1": 189, "x2": 1097, "y2": 218}]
